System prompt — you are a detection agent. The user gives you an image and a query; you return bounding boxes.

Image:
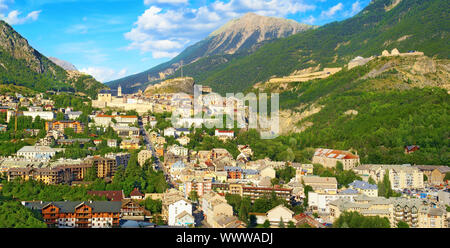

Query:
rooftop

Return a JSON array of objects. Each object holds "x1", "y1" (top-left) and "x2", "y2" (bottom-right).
[{"x1": 314, "y1": 148, "x2": 359, "y2": 160}]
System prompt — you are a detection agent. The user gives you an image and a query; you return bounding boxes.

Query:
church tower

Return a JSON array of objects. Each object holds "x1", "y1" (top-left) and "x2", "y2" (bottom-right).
[{"x1": 118, "y1": 85, "x2": 122, "y2": 97}]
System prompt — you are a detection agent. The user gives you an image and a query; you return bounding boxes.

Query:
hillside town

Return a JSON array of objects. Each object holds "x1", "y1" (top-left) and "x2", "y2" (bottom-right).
[{"x1": 0, "y1": 84, "x2": 448, "y2": 229}]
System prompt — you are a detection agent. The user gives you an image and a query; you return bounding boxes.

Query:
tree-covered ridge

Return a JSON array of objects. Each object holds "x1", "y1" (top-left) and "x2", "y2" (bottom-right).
[
  {"x1": 0, "y1": 49, "x2": 107, "y2": 98},
  {"x1": 269, "y1": 56, "x2": 450, "y2": 165},
  {"x1": 194, "y1": 0, "x2": 449, "y2": 94},
  {"x1": 0, "y1": 21, "x2": 107, "y2": 98},
  {"x1": 292, "y1": 87, "x2": 449, "y2": 165}
]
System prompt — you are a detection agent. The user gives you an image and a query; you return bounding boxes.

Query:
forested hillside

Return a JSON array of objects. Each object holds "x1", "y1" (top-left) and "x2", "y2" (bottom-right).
[
  {"x1": 241, "y1": 55, "x2": 450, "y2": 166},
  {"x1": 194, "y1": 0, "x2": 449, "y2": 94},
  {"x1": 0, "y1": 21, "x2": 107, "y2": 98}
]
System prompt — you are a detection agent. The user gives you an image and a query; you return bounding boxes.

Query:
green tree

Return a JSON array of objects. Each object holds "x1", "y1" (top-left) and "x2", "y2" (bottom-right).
[
  {"x1": 444, "y1": 173, "x2": 450, "y2": 182},
  {"x1": 263, "y1": 219, "x2": 270, "y2": 228},
  {"x1": 287, "y1": 221, "x2": 296, "y2": 228},
  {"x1": 278, "y1": 217, "x2": 285, "y2": 228},
  {"x1": 333, "y1": 211, "x2": 390, "y2": 228},
  {"x1": 397, "y1": 221, "x2": 409, "y2": 228},
  {"x1": 84, "y1": 166, "x2": 97, "y2": 182},
  {"x1": 270, "y1": 177, "x2": 280, "y2": 187},
  {"x1": 189, "y1": 190, "x2": 199, "y2": 203},
  {"x1": 56, "y1": 112, "x2": 65, "y2": 121},
  {"x1": 303, "y1": 185, "x2": 314, "y2": 207}
]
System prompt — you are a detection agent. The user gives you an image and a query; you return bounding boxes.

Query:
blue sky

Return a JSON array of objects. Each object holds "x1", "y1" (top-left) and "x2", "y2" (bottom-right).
[{"x1": 1, "y1": 0, "x2": 370, "y2": 83}]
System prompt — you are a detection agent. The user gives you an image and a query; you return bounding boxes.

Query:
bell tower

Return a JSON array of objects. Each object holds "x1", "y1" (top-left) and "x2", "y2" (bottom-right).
[{"x1": 118, "y1": 85, "x2": 122, "y2": 97}]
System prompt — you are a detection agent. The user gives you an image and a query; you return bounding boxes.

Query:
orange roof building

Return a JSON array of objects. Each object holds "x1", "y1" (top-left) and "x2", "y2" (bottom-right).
[{"x1": 312, "y1": 148, "x2": 360, "y2": 170}]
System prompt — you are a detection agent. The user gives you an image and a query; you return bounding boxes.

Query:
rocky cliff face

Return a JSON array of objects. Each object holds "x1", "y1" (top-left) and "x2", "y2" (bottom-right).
[
  {"x1": 0, "y1": 20, "x2": 61, "y2": 75},
  {"x1": 207, "y1": 13, "x2": 313, "y2": 55},
  {"x1": 49, "y1": 57, "x2": 78, "y2": 71},
  {"x1": 144, "y1": 77, "x2": 195, "y2": 95}
]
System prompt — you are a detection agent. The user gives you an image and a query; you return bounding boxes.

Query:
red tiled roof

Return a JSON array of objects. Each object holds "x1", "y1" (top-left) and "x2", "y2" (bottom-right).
[
  {"x1": 130, "y1": 188, "x2": 144, "y2": 197},
  {"x1": 216, "y1": 129, "x2": 234, "y2": 133},
  {"x1": 315, "y1": 148, "x2": 359, "y2": 159},
  {"x1": 87, "y1": 190, "x2": 124, "y2": 201}
]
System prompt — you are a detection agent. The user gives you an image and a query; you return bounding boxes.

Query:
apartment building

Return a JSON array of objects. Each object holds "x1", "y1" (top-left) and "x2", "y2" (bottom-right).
[
  {"x1": 162, "y1": 190, "x2": 194, "y2": 227},
  {"x1": 120, "y1": 139, "x2": 140, "y2": 150},
  {"x1": 329, "y1": 195, "x2": 448, "y2": 228},
  {"x1": 213, "y1": 183, "x2": 292, "y2": 202},
  {"x1": 93, "y1": 114, "x2": 138, "y2": 127},
  {"x1": 184, "y1": 179, "x2": 212, "y2": 198},
  {"x1": 302, "y1": 176, "x2": 338, "y2": 194},
  {"x1": 113, "y1": 126, "x2": 140, "y2": 138},
  {"x1": 22, "y1": 201, "x2": 122, "y2": 228},
  {"x1": 46, "y1": 120, "x2": 84, "y2": 134},
  {"x1": 308, "y1": 190, "x2": 359, "y2": 214},
  {"x1": 329, "y1": 195, "x2": 392, "y2": 224},
  {"x1": 201, "y1": 192, "x2": 234, "y2": 228},
  {"x1": 167, "y1": 144, "x2": 189, "y2": 157},
  {"x1": 105, "y1": 153, "x2": 130, "y2": 168},
  {"x1": 353, "y1": 164, "x2": 424, "y2": 190},
  {"x1": 84, "y1": 156, "x2": 117, "y2": 179},
  {"x1": 348, "y1": 180, "x2": 378, "y2": 197},
  {"x1": 16, "y1": 146, "x2": 63, "y2": 160},
  {"x1": 23, "y1": 111, "x2": 54, "y2": 121},
  {"x1": 138, "y1": 150, "x2": 153, "y2": 166},
  {"x1": 6, "y1": 166, "x2": 71, "y2": 185},
  {"x1": 415, "y1": 165, "x2": 450, "y2": 185},
  {"x1": 312, "y1": 148, "x2": 360, "y2": 170}
]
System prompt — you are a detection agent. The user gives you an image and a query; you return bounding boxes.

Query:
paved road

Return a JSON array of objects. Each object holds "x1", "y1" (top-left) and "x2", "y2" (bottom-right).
[{"x1": 138, "y1": 117, "x2": 174, "y2": 188}]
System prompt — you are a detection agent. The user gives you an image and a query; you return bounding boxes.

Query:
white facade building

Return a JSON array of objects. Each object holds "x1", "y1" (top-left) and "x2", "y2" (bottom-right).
[
  {"x1": 168, "y1": 199, "x2": 193, "y2": 226},
  {"x1": 16, "y1": 146, "x2": 63, "y2": 160},
  {"x1": 23, "y1": 111, "x2": 55, "y2": 121},
  {"x1": 308, "y1": 191, "x2": 358, "y2": 214}
]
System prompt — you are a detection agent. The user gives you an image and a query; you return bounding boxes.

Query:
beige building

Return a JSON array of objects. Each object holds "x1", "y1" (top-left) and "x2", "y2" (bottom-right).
[
  {"x1": 353, "y1": 164, "x2": 424, "y2": 190},
  {"x1": 93, "y1": 91, "x2": 154, "y2": 115},
  {"x1": 312, "y1": 148, "x2": 360, "y2": 170},
  {"x1": 415, "y1": 165, "x2": 450, "y2": 185},
  {"x1": 329, "y1": 195, "x2": 448, "y2": 228},
  {"x1": 176, "y1": 136, "x2": 190, "y2": 146},
  {"x1": 251, "y1": 205, "x2": 295, "y2": 227},
  {"x1": 201, "y1": 192, "x2": 234, "y2": 228},
  {"x1": 302, "y1": 176, "x2": 338, "y2": 194},
  {"x1": 258, "y1": 165, "x2": 276, "y2": 179},
  {"x1": 138, "y1": 150, "x2": 153, "y2": 167},
  {"x1": 266, "y1": 205, "x2": 295, "y2": 227}
]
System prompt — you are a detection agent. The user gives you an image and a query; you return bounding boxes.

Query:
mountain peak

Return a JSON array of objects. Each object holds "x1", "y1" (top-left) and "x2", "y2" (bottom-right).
[
  {"x1": 107, "y1": 12, "x2": 314, "y2": 90},
  {"x1": 49, "y1": 57, "x2": 78, "y2": 71},
  {"x1": 209, "y1": 12, "x2": 312, "y2": 38}
]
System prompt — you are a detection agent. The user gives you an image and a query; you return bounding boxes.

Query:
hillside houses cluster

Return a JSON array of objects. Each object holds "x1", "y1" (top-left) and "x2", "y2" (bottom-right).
[{"x1": 1, "y1": 86, "x2": 448, "y2": 229}]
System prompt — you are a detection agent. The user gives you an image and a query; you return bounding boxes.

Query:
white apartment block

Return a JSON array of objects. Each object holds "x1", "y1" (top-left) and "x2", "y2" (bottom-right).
[{"x1": 23, "y1": 111, "x2": 55, "y2": 121}]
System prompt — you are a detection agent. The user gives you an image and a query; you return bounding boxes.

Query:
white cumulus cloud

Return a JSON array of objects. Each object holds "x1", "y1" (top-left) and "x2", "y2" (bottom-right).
[
  {"x1": 1, "y1": 10, "x2": 41, "y2": 25},
  {"x1": 321, "y1": 2, "x2": 343, "y2": 18},
  {"x1": 350, "y1": 1, "x2": 362, "y2": 16},
  {"x1": 125, "y1": 0, "x2": 316, "y2": 58},
  {"x1": 80, "y1": 67, "x2": 128, "y2": 83}
]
